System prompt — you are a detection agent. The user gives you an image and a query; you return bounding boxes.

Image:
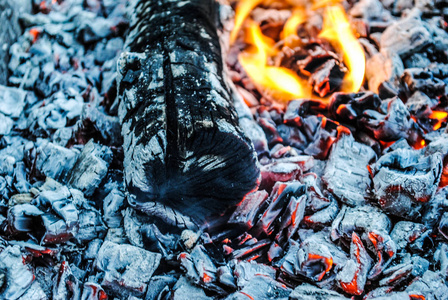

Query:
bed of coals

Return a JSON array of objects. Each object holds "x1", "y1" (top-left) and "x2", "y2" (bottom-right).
[{"x1": 1, "y1": 0, "x2": 448, "y2": 299}]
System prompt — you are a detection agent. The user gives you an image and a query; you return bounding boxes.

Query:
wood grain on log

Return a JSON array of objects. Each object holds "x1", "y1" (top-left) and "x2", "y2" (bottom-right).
[{"x1": 118, "y1": 0, "x2": 260, "y2": 223}]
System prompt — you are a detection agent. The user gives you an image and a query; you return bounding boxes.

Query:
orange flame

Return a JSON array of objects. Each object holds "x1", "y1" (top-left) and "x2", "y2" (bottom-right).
[
  {"x1": 429, "y1": 111, "x2": 448, "y2": 130},
  {"x1": 239, "y1": 22, "x2": 309, "y2": 101},
  {"x1": 318, "y1": 4, "x2": 365, "y2": 93},
  {"x1": 231, "y1": 0, "x2": 263, "y2": 43},
  {"x1": 282, "y1": 8, "x2": 305, "y2": 41}
]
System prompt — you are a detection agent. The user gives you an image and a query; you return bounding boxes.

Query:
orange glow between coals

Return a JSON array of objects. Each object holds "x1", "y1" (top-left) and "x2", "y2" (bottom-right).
[
  {"x1": 231, "y1": 0, "x2": 366, "y2": 102},
  {"x1": 429, "y1": 111, "x2": 448, "y2": 130}
]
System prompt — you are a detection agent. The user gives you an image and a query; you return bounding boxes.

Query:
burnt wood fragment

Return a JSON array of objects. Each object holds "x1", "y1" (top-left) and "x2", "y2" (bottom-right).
[{"x1": 118, "y1": 0, "x2": 260, "y2": 222}]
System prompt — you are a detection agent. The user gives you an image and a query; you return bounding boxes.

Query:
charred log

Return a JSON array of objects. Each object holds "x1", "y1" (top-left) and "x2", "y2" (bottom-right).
[{"x1": 118, "y1": 0, "x2": 260, "y2": 222}]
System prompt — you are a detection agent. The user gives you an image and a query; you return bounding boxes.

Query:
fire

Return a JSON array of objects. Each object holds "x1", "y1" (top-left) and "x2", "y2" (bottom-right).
[
  {"x1": 319, "y1": 4, "x2": 365, "y2": 93},
  {"x1": 232, "y1": 0, "x2": 366, "y2": 102},
  {"x1": 239, "y1": 22, "x2": 308, "y2": 101},
  {"x1": 429, "y1": 110, "x2": 448, "y2": 130}
]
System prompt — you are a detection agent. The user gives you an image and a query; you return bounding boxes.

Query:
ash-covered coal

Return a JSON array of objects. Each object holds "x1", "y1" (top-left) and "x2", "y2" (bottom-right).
[{"x1": 1, "y1": 0, "x2": 448, "y2": 299}]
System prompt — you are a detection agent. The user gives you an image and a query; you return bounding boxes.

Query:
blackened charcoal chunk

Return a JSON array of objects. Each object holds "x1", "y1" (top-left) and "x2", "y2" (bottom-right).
[
  {"x1": 228, "y1": 190, "x2": 268, "y2": 230},
  {"x1": 0, "y1": 85, "x2": 27, "y2": 118},
  {"x1": 68, "y1": 140, "x2": 112, "y2": 197},
  {"x1": 289, "y1": 283, "x2": 349, "y2": 300},
  {"x1": 372, "y1": 149, "x2": 442, "y2": 219},
  {"x1": 226, "y1": 275, "x2": 291, "y2": 300},
  {"x1": 329, "y1": 92, "x2": 381, "y2": 123},
  {"x1": 401, "y1": 68, "x2": 446, "y2": 98},
  {"x1": 145, "y1": 275, "x2": 177, "y2": 300},
  {"x1": 309, "y1": 59, "x2": 346, "y2": 97},
  {"x1": 323, "y1": 134, "x2": 376, "y2": 206},
  {"x1": 0, "y1": 245, "x2": 35, "y2": 299},
  {"x1": 406, "y1": 91, "x2": 438, "y2": 116},
  {"x1": 6, "y1": 204, "x2": 43, "y2": 235},
  {"x1": 362, "y1": 97, "x2": 421, "y2": 144},
  {"x1": 234, "y1": 260, "x2": 276, "y2": 288},
  {"x1": 171, "y1": 276, "x2": 211, "y2": 300},
  {"x1": 35, "y1": 142, "x2": 80, "y2": 182},
  {"x1": 95, "y1": 241, "x2": 161, "y2": 298},
  {"x1": 79, "y1": 103, "x2": 122, "y2": 146}
]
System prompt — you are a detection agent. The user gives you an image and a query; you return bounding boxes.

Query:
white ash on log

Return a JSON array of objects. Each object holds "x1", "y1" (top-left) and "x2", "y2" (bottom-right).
[{"x1": 118, "y1": 0, "x2": 260, "y2": 222}]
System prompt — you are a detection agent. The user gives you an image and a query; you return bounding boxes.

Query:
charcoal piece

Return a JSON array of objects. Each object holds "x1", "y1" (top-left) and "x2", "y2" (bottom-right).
[
  {"x1": 277, "y1": 124, "x2": 307, "y2": 151},
  {"x1": 228, "y1": 190, "x2": 268, "y2": 229},
  {"x1": 328, "y1": 92, "x2": 382, "y2": 123},
  {"x1": 68, "y1": 140, "x2": 112, "y2": 197},
  {"x1": 226, "y1": 275, "x2": 291, "y2": 300},
  {"x1": 180, "y1": 244, "x2": 219, "y2": 288},
  {"x1": 297, "y1": 240, "x2": 334, "y2": 281},
  {"x1": 0, "y1": 114, "x2": 13, "y2": 136},
  {"x1": 336, "y1": 232, "x2": 372, "y2": 296},
  {"x1": 256, "y1": 182, "x2": 306, "y2": 238},
  {"x1": 331, "y1": 205, "x2": 392, "y2": 241},
  {"x1": 289, "y1": 283, "x2": 349, "y2": 300},
  {"x1": 405, "y1": 270, "x2": 448, "y2": 299},
  {"x1": 76, "y1": 209, "x2": 107, "y2": 243},
  {"x1": 53, "y1": 262, "x2": 80, "y2": 300},
  {"x1": 322, "y1": 134, "x2": 376, "y2": 206},
  {"x1": 81, "y1": 282, "x2": 108, "y2": 300},
  {"x1": 438, "y1": 212, "x2": 448, "y2": 239},
  {"x1": 0, "y1": 85, "x2": 27, "y2": 118},
  {"x1": 35, "y1": 142, "x2": 80, "y2": 182},
  {"x1": 230, "y1": 239, "x2": 271, "y2": 260},
  {"x1": 258, "y1": 117, "x2": 283, "y2": 146},
  {"x1": 41, "y1": 213, "x2": 74, "y2": 244},
  {"x1": 145, "y1": 275, "x2": 177, "y2": 300},
  {"x1": 14, "y1": 162, "x2": 30, "y2": 193},
  {"x1": 372, "y1": 149, "x2": 443, "y2": 219},
  {"x1": 6, "y1": 204, "x2": 43, "y2": 235},
  {"x1": 380, "y1": 15, "x2": 432, "y2": 58},
  {"x1": 367, "y1": 230, "x2": 396, "y2": 280},
  {"x1": 19, "y1": 280, "x2": 47, "y2": 300},
  {"x1": 435, "y1": 243, "x2": 448, "y2": 276},
  {"x1": 390, "y1": 221, "x2": 427, "y2": 251},
  {"x1": 123, "y1": 208, "x2": 144, "y2": 247},
  {"x1": 309, "y1": 59, "x2": 345, "y2": 97},
  {"x1": 234, "y1": 260, "x2": 276, "y2": 288},
  {"x1": 171, "y1": 276, "x2": 211, "y2": 300},
  {"x1": 38, "y1": 187, "x2": 79, "y2": 227},
  {"x1": 401, "y1": 68, "x2": 446, "y2": 98},
  {"x1": 0, "y1": 155, "x2": 15, "y2": 176},
  {"x1": 0, "y1": 245, "x2": 35, "y2": 299},
  {"x1": 118, "y1": 0, "x2": 259, "y2": 223},
  {"x1": 79, "y1": 103, "x2": 122, "y2": 146},
  {"x1": 303, "y1": 196, "x2": 339, "y2": 229},
  {"x1": 103, "y1": 188, "x2": 125, "y2": 228},
  {"x1": 95, "y1": 241, "x2": 162, "y2": 298},
  {"x1": 260, "y1": 162, "x2": 302, "y2": 192},
  {"x1": 362, "y1": 97, "x2": 421, "y2": 144}
]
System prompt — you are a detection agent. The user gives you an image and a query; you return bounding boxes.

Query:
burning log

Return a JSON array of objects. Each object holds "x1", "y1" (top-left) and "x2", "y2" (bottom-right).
[{"x1": 118, "y1": 0, "x2": 260, "y2": 222}]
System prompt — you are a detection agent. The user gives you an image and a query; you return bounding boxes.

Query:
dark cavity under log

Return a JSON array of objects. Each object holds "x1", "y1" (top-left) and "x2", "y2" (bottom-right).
[{"x1": 117, "y1": 0, "x2": 260, "y2": 223}]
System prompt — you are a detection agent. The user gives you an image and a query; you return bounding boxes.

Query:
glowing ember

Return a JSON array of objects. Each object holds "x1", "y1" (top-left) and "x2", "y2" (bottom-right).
[{"x1": 429, "y1": 110, "x2": 448, "y2": 130}]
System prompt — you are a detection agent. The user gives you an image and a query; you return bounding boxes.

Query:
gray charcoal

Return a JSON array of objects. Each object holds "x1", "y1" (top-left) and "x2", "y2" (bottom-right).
[
  {"x1": 171, "y1": 276, "x2": 211, "y2": 300},
  {"x1": 0, "y1": 114, "x2": 14, "y2": 136},
  {"x1": 402, "y1": 68, "x2": 446, "y2": 98},
  {"x1": 435, "y1": 243, "x2": 448, "y2": 276},
  {"x1": 19, "y1": 280, "x2": 47, "y2": 300},
  {"x1": 0, "y1": 85, "x2": 27, "y2": 118},
  {"x1": 41, "y1": 213, "x2": 74, "y2": 244},
  {"x1": 234, "y1": 260, "x2": 276, "y2": 288},
  {"x1": 331, "y1": 205, "x2": 392, "y2": 241},
  {"x1": 179, "y1": 244, "x2": 218, "y2": 287},
  {"x1": 103, "y1": 188, "x2": 125, "y2": 228},
  {"x1": 35, "y1": 141, "x2": 80, "y2": 182},
  {"x1": 228, "y1": 190, "x2": 269, "y2": 230},
  {"x1": 52, "y1": 262, "x2": 80, "y2": 300},
  {"x1": 323, "y1": 134, "x2": 376, "y2": 206},
  {"x1": 77, "y1": 208, "x2": 107, "y2": 243},
  {"x1": 123, "y1": 208, "x2": 144, "y2": 247},
  {"x1": 226, "y1": 275, "x2": 291, "y2": 300},
  {"x1": 297, "y1": 239, "x2": 334, "y2": 281},
  {"x1": 405, "y1": 270, "x2": 448, "y2": 299},
  {"x1": 289, "y1": 283, "x2": 349, "y2": 300},
  {"x1": 6, "y1": 204, "x2": 43, "y2": 235},
  {"x1": 145, "y1": 275, "x2": 177, "y2": 300},
  {"x1": 406, "y1": 91, "x2": 438, "y2": 115},
  {"x1": 68, "y1": 140, "x2": 113, "y2": 197},
  {"x1": 104, "y1": 227, "x2": 128, "y2": 244},
  {"x1": 0, "y1": 245, "x2": 35, "y2": 299},
  {"x1": 390, "y1": 221, "x2": 427, "y2": 251},
  {"x1": 95, "y1": 241, "x2": 161, "y2": 297},
  {"x1": 372, "y1": 149, "x2": 442, "y2": 219},
  {"x1": 80, "y1": 103, "x2": 122, "y2": 146}
]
